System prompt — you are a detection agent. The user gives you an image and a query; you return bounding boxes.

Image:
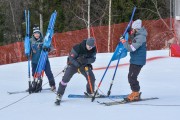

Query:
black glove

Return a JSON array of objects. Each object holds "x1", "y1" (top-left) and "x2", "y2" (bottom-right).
[
  {"x1": 77, "y1": 56, "x2": 88, "y2": 66},
  {"x1": 43, "y1": 47, "x2": 51, "y2": 52}
]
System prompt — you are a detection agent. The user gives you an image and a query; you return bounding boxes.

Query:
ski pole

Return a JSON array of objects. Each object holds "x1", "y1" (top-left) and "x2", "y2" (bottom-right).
[
  {"x1": 85, "y1": 66, "x2": 93, "y2": 94},
  {"x1": 107, "y1": 54, "x2": 121, "y2": 96}
]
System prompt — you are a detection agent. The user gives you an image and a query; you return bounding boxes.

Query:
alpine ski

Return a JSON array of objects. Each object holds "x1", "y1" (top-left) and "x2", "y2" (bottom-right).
[
  {"x1": 98, "y1": 97, "x2": 159, "y2": 106},
  {"x1": 7, "y1": 88, "x2": 51, "y2": 95},
  {"x1": 68, "y1": 93, "x2": 128, "y2": 99}
]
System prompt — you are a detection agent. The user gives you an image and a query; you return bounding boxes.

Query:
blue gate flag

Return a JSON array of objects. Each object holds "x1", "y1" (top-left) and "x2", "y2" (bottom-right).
[{"x1": 111, "y1": 33, "x2": 128, "y2": 61}]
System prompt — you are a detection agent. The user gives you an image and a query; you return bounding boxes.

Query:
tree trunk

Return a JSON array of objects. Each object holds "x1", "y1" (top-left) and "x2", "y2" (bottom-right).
[
  {"x1": 87, "y1": 0, "x2": 90, "y2": 38},
  {"x1": 108, "y1": 0, "x2": 112, "y2": 52},
  {"x1": 39, "y1": 0, "x2": 43, "y2": 35},
  {"x1": 9, "y1": 1, "x2": 19, "y2": 41}
]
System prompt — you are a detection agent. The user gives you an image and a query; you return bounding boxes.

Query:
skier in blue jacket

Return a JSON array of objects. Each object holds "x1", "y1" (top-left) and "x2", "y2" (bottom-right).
[
  {"x1": 29, "y1": 25, "x2": 56, "y2": 92},
  {"x1": 120, "y1": 19, "x2": 147, "y2": 101}
]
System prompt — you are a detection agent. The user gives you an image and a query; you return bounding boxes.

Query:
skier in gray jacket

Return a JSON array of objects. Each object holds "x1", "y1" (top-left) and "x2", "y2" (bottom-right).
[{"x1": 120, "y1": 19, "x2": 147, "y2": 101}]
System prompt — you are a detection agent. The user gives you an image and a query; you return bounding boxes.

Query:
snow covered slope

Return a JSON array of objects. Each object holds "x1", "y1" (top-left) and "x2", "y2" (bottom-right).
[{"x1": 0, "y1": 50, "x2": 180, "y2": 120}]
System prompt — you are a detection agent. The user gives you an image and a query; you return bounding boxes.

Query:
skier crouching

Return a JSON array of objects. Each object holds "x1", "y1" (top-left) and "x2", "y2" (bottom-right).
[{"x1": 55, "y1": 37, "x2": 99, "y2": 105}]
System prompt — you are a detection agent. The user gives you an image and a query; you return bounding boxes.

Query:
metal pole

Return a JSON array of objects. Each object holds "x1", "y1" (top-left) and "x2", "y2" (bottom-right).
[{"x1": 170, "y1": 0, "x2": 172, "y2": 30}]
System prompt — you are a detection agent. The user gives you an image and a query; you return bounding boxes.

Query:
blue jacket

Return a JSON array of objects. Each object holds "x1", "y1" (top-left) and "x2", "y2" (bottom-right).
[
  {"x1": 123, "y1": 27, "x2": 147, "y2": 65},
  {"x1": 30, "y1": 34, "x2": 44, "y2": 64}
]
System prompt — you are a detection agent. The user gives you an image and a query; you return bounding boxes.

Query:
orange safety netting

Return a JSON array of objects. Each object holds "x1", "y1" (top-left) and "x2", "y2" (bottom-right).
[{"x1": 0, "y1": 18, "x2": 176, "y2": 65}]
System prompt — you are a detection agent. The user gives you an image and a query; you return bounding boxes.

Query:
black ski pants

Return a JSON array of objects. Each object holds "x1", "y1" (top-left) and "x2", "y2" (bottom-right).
[
  {"x1": 57, "y1": 64, "x2": 96, "y2": 96},
  {"x1": 32, "y1": 60, "x2": 55, "y2": 86},
  {"x1": 128, "y1": 64, "x2": 143, "y2": 92}
]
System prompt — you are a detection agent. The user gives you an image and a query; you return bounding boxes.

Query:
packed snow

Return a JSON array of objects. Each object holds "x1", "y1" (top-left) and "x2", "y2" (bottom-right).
[{"x1": 0, "y1": 50, "x2": 180, "y2": 120}]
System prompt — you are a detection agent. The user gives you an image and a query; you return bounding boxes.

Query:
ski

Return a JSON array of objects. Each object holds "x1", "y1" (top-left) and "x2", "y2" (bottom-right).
[
  {"x1": 7, "y1": 88, "x2": 51, "y2": 95},
  {"x1": 97, "y1": 97, "x2": 159, "y2": 106},
  {"x1": 68, "y1": 93, "x2": 128, "y2": 99}
]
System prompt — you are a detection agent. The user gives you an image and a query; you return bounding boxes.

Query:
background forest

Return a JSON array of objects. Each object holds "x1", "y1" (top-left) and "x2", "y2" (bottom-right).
[{"x1": 0, "y1": 0, "x2": 171, "y2": 45}]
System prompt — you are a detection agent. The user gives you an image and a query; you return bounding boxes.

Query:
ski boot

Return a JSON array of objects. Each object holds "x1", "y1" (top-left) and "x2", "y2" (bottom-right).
[
  {"x1": 55, "y1": 94, "x2": 62, "y2": 105},
  {"x1": 34, "y1": 79, "x2": 42, "y2": 93},
  {"x1": 31, "y1": 79, "x2": 37, "y2": 93},
  {"x1": 50, "y1": 86, "x2": 56, "y2": 92},
  {"x1": 124, "y1": 91, "x2": 141, "y2": 102}
]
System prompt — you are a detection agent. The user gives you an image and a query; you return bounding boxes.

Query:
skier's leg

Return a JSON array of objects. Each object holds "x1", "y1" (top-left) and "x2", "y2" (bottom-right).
[
  {"x1": 127, "y1": 64, "x2": 143, "y2": 101},
  {"x1": 31, "y1": 63, "x2": 38, "y2": 92},
  {"x1": 128, "y1": 64, "x2": 143, "y2": 92},
  {"x1": 81, "y1": 67, "x2": 95, "y2": 94},
  {"x1": 56, "y1": 65, "x2": 77, "y2": 96},
  {"x1": 31, "y1": 63, "x2": 37, "y2": 77},
  {"x1": 44, "y1": 60, "x2": 55, "y2": 89}
]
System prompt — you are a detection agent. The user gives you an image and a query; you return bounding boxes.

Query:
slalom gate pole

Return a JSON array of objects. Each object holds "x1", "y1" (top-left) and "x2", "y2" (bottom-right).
[
  {"x1": 34, "y1": 11, "x2": 57, "y2": 80},
  {"x1": 106, "y1": 7, "x2": 136, "y2": 96},
  {"x1": 28, "y1": 56, "x2": 32, "y2": 94},
  {"x1": 122, "y1": 7, "x2": 136, "y2": 37},
  {"x1": 25, "y1": 10, "x2": 32, "y2": 94},
  {"x1": 107, "y1": 55, "x2": 121, "y2": 96},
  {"x1": 91, "y1": 59, "x2": 113, "y2": 102},
  {"x1": 92, "y1": 7, "x2": 136, "y2": 102}
]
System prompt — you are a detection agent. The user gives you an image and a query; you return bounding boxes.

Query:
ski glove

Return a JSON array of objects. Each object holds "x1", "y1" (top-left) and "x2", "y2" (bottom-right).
[
  {"x1": 43, "y1": 47, "x2": 51, "y2": 52},
  {"x1": 120, "y1": 39, "x2": 126, "y2": 44},
  {"x1": 128, "y1": 39, "x2": 132, "y2": 45},
  {"x1": 77, "y1": 56, "x2": 88, "y2": 66}
]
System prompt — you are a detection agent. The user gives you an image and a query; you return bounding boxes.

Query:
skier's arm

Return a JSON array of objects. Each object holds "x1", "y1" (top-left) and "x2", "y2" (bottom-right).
[
  {"x1": 123, "y1": 38, "x2": 143, "y2": 52},
  {"x1": 68, "y1": 48, "x2": 81, "y2": 67},
  {"x1": 78, "y1": 48, "x2": 96, "y2": 65},
  {"x1": 86, "y1": 52, "x2": 96, "y2": 64}
]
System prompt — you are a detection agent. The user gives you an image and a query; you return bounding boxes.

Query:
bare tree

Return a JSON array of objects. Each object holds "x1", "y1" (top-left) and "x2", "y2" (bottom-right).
[
  {"x1": 0, "y1": 0, "x2": 28, "y2": 44},
  {"x1": 39, "y1": 0, "x2": 43, "y2": 34},
  {"x1": 87, "y1": 0, "x2": 91, "y2": 38},
  {"x1": 107, "y1": 0, "x2": 112, "y2": 52},
  {"x1": 9, "y1": 1, "x2": 19, "y2": 41}
]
